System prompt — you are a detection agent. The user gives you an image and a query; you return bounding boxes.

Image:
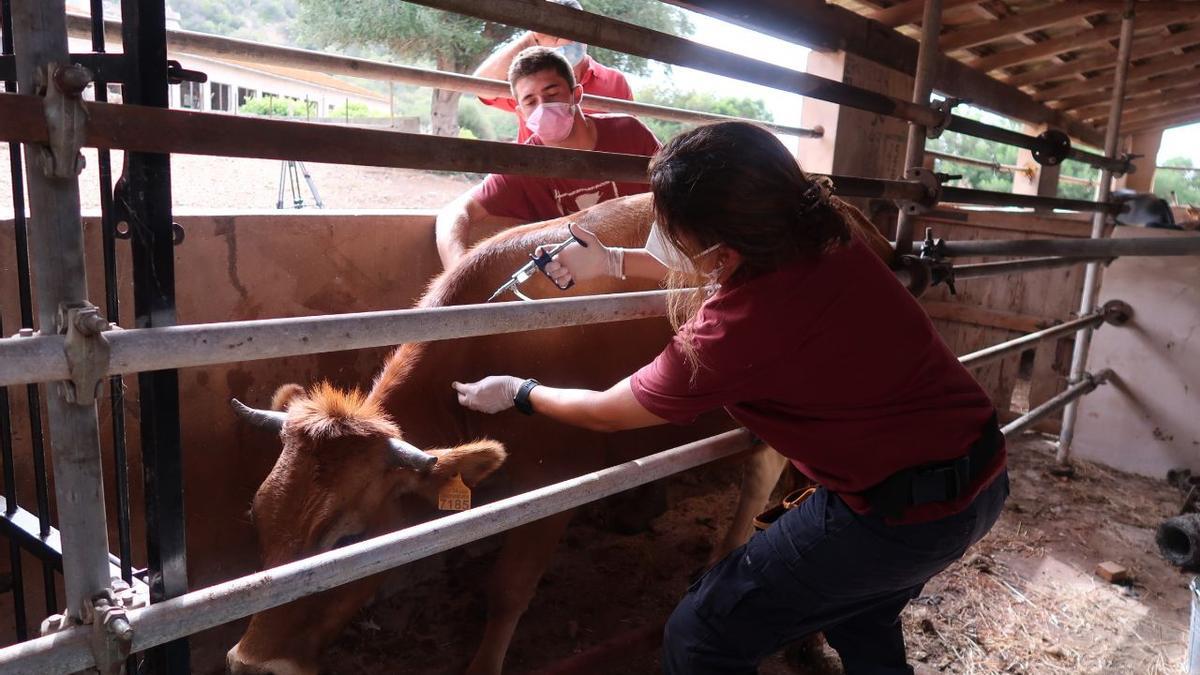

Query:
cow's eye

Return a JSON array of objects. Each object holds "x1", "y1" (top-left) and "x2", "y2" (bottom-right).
[{"x1": 333, "y1": 532, "x2": 366, "y2": 549}]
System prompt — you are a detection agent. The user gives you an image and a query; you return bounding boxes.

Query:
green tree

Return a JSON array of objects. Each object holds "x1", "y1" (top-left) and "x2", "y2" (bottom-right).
[
  {"x1": 635, "y1": 86, "x2": 774, "y2": 142},
  {"x1": 1154, "y1": 157, "x2": 1200, "y2": 206},
  {"x1": 296, "y1": 0, "x2": 693, "y2": 136}
]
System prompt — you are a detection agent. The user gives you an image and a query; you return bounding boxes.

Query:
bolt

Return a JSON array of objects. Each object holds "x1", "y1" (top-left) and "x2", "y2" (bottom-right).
[
  {"x1": 75, "y1": 311, "x2": 110, "y2": 336},
  {"x1": 17, "y1": 328, "x2": 34, "y2": 338},
  {"x1": 53, "y1": 64, "x2": 92, "y2": 99}
]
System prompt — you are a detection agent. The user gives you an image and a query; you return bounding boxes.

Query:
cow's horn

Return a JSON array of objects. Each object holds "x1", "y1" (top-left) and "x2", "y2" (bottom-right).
[
  {"x1": 388, "y1": 438, "x2": 438, "y2": 473},
  {"x1": 231, "y1": 398, "x2": 287, "y2": 431}
]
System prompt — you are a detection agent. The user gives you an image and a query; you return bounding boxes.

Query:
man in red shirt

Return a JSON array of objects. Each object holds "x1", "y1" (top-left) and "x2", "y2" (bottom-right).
[
  {"x1": 474, "y1": 0, "x2": 634, "y2": 144},
  {"x1": 436, "y1": 47, "x2": 659, "y2": 267},
  {"x1": 453, "y1": 122, "x2": 1008, "y2": 674}
]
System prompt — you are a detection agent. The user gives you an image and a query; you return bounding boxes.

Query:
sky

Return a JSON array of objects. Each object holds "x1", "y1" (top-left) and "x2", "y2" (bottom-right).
[{"x1": 637, "y1": 9, "x2": 1200, "y2": 167}]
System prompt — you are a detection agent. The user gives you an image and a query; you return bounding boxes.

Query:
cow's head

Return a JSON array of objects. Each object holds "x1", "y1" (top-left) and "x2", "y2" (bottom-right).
[{"x1": 226, "y1": 383, "x2": 505, "y2": 675}]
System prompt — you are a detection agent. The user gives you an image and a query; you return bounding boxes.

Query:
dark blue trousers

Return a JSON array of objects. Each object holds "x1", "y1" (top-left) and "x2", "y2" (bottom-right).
[{"x1": 663, "y1": 472, "x2": 1009, "y2": 674}]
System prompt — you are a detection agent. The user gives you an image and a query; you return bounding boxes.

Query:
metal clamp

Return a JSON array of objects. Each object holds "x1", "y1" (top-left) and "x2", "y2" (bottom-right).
[
  {"x1": 36, "y1": 62, "x2": 92, "y2": 179},
  {"x1": 57, "y1": 301, "x2": 113, "y2": 406},
  {"x1": 918, "y1": 228, "x2": 957, "y2": 296},
  {"x1": 166, "y1": 59, "x2": 208, "y2": 85},
  {"x1": 898, "y1": 167, "x2": 942, "y2": 216},
  {"x1": 1032, "y1": 129, "x2": 1071, "y2": 166},
  {"x1": 84, "y1": 588, "x2": 135, "y2": 675},
  {"x1": 1112, "y1": 153, "x2": 1137, "y2": 178},
  {"x1": 1101, "y1": 299, "x2": 1133, "y2": 326},
  {"x1": 927, "y1": 97, "x2": 962, "y2": 139}
]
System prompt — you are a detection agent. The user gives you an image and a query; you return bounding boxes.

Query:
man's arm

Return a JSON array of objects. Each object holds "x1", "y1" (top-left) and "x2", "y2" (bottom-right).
[
  {"x1": 474, "y1": 32, "x2": 567, "y2": 83},
  {"x1": 436, "y1": 192, "x2": 524, "y2": 269}
]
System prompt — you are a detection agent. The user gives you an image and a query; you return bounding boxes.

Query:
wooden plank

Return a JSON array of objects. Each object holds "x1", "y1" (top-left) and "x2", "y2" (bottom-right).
[
  {"x1": 940, "y1": 1, "x2": 1110, "y2": 52},
  {"x1": 1120, "y1": 96, "x2": 1200, "y2": 128},
  {"x1": 1034, "y1": 49, "x2": 1200, "y2": 102},
  {"x1": 921, "y1": 300, "x2": 1059, "y2": 332},
  {"x1": 917, "y1": 208, "x2": 1094, "y2": 238},
  {"x1": 661, "y1": 0, "x2": 1107, "y2": 147},
  {"x1": 1122, "y1": 110, "x2": 1200, "y2": 135},
  {"x1": 867, "y1": 0, "x2": 979, "y2": 28},
  {"x1": 1054, "y1": 68, "x2": 1200, "y2": 110},
  {"x1": 1080, "y1": 91, "x2": 1200, "y2": 122},
  {"x1": 968, "y1": 9, "x2": 1196, "y2": 73},
  {"x1": 1005, "y1": 27, "x2": 1200, "y2": 88}
]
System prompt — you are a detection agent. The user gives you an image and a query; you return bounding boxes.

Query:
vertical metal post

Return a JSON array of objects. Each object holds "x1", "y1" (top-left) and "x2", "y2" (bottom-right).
[
  {"x1": 90, "y1": 0, "x2": 134, "y2": 589},
  {"x1": 1057, "y1": 0, "x2": 1136, "y2": 464},
  {"x1": 118, "y1": 0, "x2": 191, "y2": 671},
  {"x1": 2, "y1": 0, "x2": 58, "y2": 618},
  {"x1": 11, "y1": 0, "x2": 114, "y2": 620},
  {"x1": 894, "y1": 0, "x2": 942, "y2": 254},
  {"x1": 0, "y1": 316, "x2": 29, "y2": 641}
]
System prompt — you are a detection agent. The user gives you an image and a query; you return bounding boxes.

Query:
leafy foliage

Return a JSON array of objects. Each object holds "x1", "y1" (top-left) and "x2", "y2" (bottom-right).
[
  {"x1": 635, "y1": 86, "x2": 774, "y2": 142},
  {"x1": 1154, "y1": 157, "x2": 1200, "y2": 206},
  {"x1": 238, "y1": 96, "x2": 315, "y2": 117}
]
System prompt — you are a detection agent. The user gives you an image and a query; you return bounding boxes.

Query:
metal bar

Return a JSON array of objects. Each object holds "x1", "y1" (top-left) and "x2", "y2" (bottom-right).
[
  {"x1": 1002, "y1": 369, "x2": 1112, "y2": 437},
  {"x1": 944, "y1": 115, "x2": 1126, "y2": 174},
  {"x1": 90, "y1": 0, "x2": 133, "y2": 591},
  {"x1": 960, "y1": 311, "x2": 1106, "y2": 369},
  {"x1": 0, "y1": 291, "x2": 673, "y2": 387},
  {"x1": 1157, "y1": 165, "x2": 1200, "y2": 172},
  {"x1": 0, "y1": 312, "x2": 28, "y2": 641},
  {"x1": 928, "y1": 150, "x2": 1023, "y2": 175},
  {"x1": 0, "y1": 497, "x2": 147, "y2": 592},
  {"x1": 1058, "y1": 0, "x2": 1138, "y2": 466},
  {"x1": 0, "y1": 52, "x2": 128, "y2": 84},
  {"x1": 895, "y1": 0, "x2": 942, "y2": 255},
  {"x1": 940, "y1": 186, "x2": 1118, "y2": 213},
  {"x1": 0, "y1": 429, "x2": 755, "y2": 675},
  {"x1": 118, "y1": 0, "x2": 191, "y2": 670},
  {"x1": 938, "y1": 236, "x2": 1200, "y2": 258},
  {"x1": 403, "y1": 0, "x2": 943, "y2": 127},
  {"x1": 953, "y1": 256, "x2": 1109, "y2": 279},
  {"x1": 0, "y1": 0, "x2": 54, "y2": 616},
  {"x1": 61, "y1": 12, "x2": 819, "y2": 139},
  {"x1": 11, "y1": 0, "x2": 113, "y2": 621}
]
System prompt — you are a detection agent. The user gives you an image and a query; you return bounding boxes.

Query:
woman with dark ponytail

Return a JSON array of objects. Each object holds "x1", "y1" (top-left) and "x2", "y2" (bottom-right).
[{"x1": 455, "y1": 122, "x2": 1008, "y2": 675}]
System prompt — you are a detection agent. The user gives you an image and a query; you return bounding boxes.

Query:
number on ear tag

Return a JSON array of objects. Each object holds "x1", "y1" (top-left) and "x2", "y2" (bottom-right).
[{"x1": 438, "y1": 474, "x2": 472, "y2": 511}]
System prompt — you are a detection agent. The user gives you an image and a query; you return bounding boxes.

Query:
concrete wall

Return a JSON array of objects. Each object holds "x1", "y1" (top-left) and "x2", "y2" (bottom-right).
[{"x1": 1074, "y1": 227, "x2": 1200, "y2": 478}]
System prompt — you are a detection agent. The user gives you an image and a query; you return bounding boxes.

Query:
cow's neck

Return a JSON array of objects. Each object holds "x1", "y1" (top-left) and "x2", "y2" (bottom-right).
[{"x1": 368, "y1": 341, "x2": 465, "y2": 449}]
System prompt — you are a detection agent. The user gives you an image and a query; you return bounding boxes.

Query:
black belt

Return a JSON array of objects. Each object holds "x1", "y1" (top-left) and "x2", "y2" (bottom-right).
[{"x1": 862, "y1": 413, "x2": 1003, "y2": 518}]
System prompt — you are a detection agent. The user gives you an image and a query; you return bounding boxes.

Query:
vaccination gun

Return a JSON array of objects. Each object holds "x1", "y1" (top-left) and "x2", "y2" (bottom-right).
[{"x1": 486, "y1": 223, "x2": 588, "y2": 302}]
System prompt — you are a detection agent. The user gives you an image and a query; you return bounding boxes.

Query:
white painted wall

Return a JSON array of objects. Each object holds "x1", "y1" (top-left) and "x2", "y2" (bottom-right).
[{"x1": 1074, "y1": 227, "x2": 1200, "y2": 478}]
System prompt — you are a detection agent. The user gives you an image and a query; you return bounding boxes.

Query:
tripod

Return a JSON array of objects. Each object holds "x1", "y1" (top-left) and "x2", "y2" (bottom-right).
[{"x1": 276, "y1": 160, "x2": 325, "y2": 209}]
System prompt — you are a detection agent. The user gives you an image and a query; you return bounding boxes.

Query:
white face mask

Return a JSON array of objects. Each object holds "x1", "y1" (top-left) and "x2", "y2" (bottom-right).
[{"x1": 644, "y1": 220, "x2": 721, "y2": 277}]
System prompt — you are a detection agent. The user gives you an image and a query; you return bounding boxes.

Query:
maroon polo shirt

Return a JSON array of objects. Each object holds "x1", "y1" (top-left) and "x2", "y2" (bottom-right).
[{"x1": 630, "y1": 236, "x2": 1005, "y2": 524}]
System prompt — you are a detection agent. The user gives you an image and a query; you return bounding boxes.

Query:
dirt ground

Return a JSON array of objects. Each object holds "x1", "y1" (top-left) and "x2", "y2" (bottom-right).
[
  {"x1": 309, "y1": 435, "x2": 1189, "y2": 675},
  {"x1": 0, "y1": 143, "x2": 476, "y2": 216}
]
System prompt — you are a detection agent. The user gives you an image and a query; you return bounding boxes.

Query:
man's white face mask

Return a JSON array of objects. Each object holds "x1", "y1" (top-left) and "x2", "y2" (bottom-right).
[{"x1": 644, "y1": 220, "x2": 721, "y2": 277}]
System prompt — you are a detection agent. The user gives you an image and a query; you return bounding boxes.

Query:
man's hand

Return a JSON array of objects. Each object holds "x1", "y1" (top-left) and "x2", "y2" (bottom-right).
[
  {"x1": 453, "y1": 376, "x2": 524, "y2": 414},
  {"x1": 537, "y1": 224, "x2": 624, "y2": 288}
]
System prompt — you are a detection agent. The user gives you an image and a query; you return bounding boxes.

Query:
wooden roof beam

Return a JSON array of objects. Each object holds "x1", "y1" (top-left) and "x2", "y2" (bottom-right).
[
  {"x1": 1080, "y1": 92, "x2": 1200, "y2": 123},
  {"x1": 1034, "y1": 49, "x2": 1200, "y2": 102},
  {"x1": 1054, "y1": 68, "x2": 1200, "y2": 110},
  {"x1": 968, "y1": 8, "x2": 1196, "y2": 73},
  {"x1": 1119, "y1": 97, "x2": 1200, "y2": 128},
  {"x1": 867, "y1": 0, "x2": 979, "y2": 28},
  {"x1": 660, "y1": 0, "x2": 1106, "y2": 147},
  {"x1": 940, "y1": 1, "x2": 1110, "y2": 52},
  {"x1": 1121, "y1": 110, "x2": 1200, "y2": 135},
  {"x1": 1005, "y1": 26, "x2": 1200, "y2": 88}
]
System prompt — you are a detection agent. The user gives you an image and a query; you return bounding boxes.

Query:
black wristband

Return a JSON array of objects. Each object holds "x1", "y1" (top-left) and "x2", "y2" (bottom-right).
[{"x1": 513, "y1": 378, "x2": 540, "y2": 416}]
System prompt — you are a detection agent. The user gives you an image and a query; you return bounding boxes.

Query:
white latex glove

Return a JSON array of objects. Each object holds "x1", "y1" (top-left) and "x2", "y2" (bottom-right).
[
  {"x1": 452, "y1": 376, "x2": 523, "y2": 414},
  {"x1": 537, "y1": 224, "x2": 624, "y2": 289}
]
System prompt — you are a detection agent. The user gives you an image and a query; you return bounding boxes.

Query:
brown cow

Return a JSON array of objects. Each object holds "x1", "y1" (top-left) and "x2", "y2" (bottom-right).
[{"x1": 226, "y1": 192, "x2": 895, "y2": 675}]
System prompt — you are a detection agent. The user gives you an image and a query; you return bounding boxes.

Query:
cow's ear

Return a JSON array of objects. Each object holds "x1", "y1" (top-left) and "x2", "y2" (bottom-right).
[
  {"x1": 424, "y1": 439, "x2": 506, "y2": 488},
  {"x1": 270, "y1": 383, "x2": 306, "y2": 411}
]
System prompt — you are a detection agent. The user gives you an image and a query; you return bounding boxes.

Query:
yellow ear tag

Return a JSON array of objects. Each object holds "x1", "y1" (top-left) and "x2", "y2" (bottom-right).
[{"x1": 438, "y1": 474, "x2": 472, "y2": 511}]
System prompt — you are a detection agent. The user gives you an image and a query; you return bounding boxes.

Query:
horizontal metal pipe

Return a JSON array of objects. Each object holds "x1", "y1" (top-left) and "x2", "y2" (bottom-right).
[
  {"x1": 945, "y1": 116, "x2": 1127, "y2": 174},
  {"x1": 0, "y1": 290, "x2": 672, "y2": 388},
  {"x1": 940, "y1": 186, "x2": 1119, "y2": 214},
  {"x1": 952, "y1": 256, "x2": 1109, "y2": 279},
  {"x1": 402, "y1": 0, "x2": 944, "y2": 128},
  {"x1": 1001, "y1": 369, "x2": 1111, "y2": 437},
  {"x1": 61, "y1": 13, "x2": 820, "y2": 139},
  {"x1": 940, "y1": 236, "x2": 1200, "y2": 259},
  {"x1": 928, "y1": 150, "x2": 1024, "y2": 175},
  {"x1": 960, "y1": 311, "x2": 1105, "y2": 369},
  {"x1": 0, "y1": 429, "x2": 756, "y2": 674}
]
